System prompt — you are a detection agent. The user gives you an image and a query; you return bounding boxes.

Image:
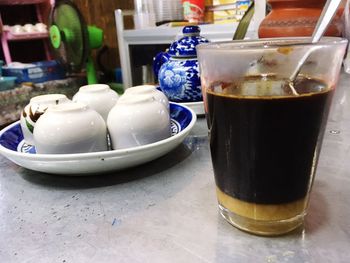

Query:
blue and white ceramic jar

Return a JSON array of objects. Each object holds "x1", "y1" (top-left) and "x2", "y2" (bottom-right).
[{"x1": 153, "y1": 26, "x2": 209, "y2": 102}]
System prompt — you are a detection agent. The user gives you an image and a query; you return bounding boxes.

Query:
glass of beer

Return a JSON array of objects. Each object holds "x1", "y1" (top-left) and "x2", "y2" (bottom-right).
[{"x1": 197, "y1": 38, "x2": 348, "y2": 235}]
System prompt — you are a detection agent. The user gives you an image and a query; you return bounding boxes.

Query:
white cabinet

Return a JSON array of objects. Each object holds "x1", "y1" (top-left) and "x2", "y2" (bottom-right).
[{"x1": 114, "y1": 1, "x2": 265, "y2": 89}]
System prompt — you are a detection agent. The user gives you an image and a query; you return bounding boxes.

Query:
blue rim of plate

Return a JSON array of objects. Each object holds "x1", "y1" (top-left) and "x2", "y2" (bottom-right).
[
  {"x1": 155, "y1": 86, "x2": 205, "y2": 115},
  {"x1": 0, "y1": 102, "x2": 196, "y2": 160}
]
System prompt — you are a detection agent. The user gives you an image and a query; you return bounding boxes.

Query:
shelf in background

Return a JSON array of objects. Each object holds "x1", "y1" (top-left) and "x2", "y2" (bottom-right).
[
  {"x1": 115, "y1": 7, "x2": 262, "y2": 89},
  {"x1": 3, "y1": 31, "x2": 49, "y2": 41},
  {"x1": 122, "y1": 23, "x2": 242, "y2": 45},
  {"x1": 0, "y1": 0, "x2": 47, "y2": 5}
]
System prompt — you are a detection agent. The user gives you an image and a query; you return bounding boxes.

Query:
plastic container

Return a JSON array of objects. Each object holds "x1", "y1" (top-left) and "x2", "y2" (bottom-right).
[
  {"x1": 0, "y1": 76, "x2": 17, "y2": 91},
  {"x1": 154, "y1": 0, "x2": 183, "y2": 23},
  {"x1": 134, "y1": 0, "x2": 156, "y2": 28},
  {"x1": 2, "y1": 60, "x2": 65, "y2": 84}
]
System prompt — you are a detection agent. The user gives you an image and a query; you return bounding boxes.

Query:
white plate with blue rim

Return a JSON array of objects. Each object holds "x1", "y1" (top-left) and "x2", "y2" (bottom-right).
[
  {"x1": 0, "y1": 102, "x2": 196, "y2": 175},
  {"x1": 155, "y1": 86, "x2": 205, "y2": 116}
]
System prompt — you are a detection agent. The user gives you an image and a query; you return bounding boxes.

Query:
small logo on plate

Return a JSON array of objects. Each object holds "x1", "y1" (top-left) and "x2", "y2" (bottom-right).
[
  {"x1": 170, "y1": 119, "x2": 181, "y2": 135},
  {"x1": 17, "y1": 141, "x2": 36, "y2": 154}
]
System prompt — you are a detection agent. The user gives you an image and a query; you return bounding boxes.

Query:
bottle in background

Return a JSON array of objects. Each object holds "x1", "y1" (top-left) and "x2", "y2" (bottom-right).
[{"x1": 182, "y1": 0, "x2": 205, "y2": 23}]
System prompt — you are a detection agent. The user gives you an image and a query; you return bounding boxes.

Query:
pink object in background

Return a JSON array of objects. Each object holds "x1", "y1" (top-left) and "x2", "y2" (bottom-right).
[
  {"x1": 182, "y1": 0, "x2": 205, "y2": 23},
  {"x1": 0, "y1": 0, "x2": 52, "y2": 64}
]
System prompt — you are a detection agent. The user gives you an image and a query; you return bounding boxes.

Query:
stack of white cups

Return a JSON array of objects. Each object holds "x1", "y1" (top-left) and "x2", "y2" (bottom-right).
[{"x1": 133, "y1": 0, "x2": 156, "y2": 29}]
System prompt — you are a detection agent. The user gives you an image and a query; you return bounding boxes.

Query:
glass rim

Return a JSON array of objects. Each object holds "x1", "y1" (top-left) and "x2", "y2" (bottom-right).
[{"x1": 196, "y1": 37, "x2": 348, "y2": 51}]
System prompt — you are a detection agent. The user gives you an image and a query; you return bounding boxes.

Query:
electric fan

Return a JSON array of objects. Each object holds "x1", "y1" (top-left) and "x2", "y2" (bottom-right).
[{"x1": 49, "y1": 0, "x2": 103, "y2": 84}]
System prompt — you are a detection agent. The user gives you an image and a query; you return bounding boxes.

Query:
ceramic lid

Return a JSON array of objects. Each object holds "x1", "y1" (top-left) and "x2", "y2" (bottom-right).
[{"x1": 168, "y1": 26, "x2": 209, "y2": 57}]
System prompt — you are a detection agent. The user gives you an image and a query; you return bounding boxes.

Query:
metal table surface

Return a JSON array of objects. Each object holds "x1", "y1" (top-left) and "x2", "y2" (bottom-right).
[{"x1": 1, "y1": 73, "x2": 350, "y2": 263}]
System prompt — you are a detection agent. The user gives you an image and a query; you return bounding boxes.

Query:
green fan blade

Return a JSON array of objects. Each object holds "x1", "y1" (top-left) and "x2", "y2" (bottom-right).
[
  {"x1": 54, "y1": 3, "x2": 84, "y2": 67},
  {"x1": 50, "y1": 0, "x2": 102, "y2": 83},
  {"x1": 50, "y1": 0, "x2": 89, "y2": 73}
]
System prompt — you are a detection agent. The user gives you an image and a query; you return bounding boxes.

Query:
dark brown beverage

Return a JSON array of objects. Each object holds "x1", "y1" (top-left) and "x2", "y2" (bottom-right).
[{"x1": 206, "y1": 76, "x2": 334, "y2": 222}]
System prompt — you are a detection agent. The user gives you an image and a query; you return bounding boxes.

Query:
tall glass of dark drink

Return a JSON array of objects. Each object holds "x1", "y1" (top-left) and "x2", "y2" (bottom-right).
[{"x1": 197, "y1": 38, "x2": 348, "y2": 235}]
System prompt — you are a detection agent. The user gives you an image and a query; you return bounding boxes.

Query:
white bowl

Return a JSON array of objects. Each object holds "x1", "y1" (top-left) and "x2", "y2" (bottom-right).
[
  {"x1": 10, "y1": 25, "x2": 24, "y2": 34},
  {"x1": 107, "y1": 94, "x2": 170, "y2": 150},
  {"x1": 73, "y1": 84, "x2": 119, "y2": 121},
  {"x1": 34, "y1": 102, "x2": 108, "y2": 154},
  {"x1": 35, "y1": 23, "x2": 47, "y2": 32},
  {"x1": 20, "y1": 94, "x2": 71, "y2": 145},
  {"x1": 23, "y1": 24, "x2": 35, "y2": 33},
  {"x1": 121, "y1": 85, "x2": 169, "y2": 111}
]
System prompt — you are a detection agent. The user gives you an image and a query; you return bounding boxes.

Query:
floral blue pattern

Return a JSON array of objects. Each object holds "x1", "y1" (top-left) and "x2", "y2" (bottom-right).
[
  {"x1": 168, "y1": 27, "x2": 209, "y2": 57},
  {"x1": 159, "y1": 59, "x2": 201, "y2": 102},
  {"x1": 153, "y1": 25, "x2": 209, "y2": 102},
  {"x1": 159, "y1": 61, "x2": 187, "y2": 99},
  {"x1": 153, "y1": 51, "x2": 171, "y2": 78}
]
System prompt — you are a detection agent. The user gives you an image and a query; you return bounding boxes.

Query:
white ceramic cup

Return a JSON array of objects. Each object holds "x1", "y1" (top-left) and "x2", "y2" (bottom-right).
[
  {"x1": 23, "y1": 24, "x2": 35, "y2": 33},
  {"x1": 11, "y1": 25, "x2": 24, "y2": 34},
  {"x1": 34, "y1": 102, "x2": 108, "y2": 154},
  {"x1": 34, "y1": 23, "x2": 47, "y2": 33},
  {"x1": 20, "y1": 94, "x2": 71, "y2": 145},
  {"x1": 107, "y1": 94, "x2": 171, "y2": 150},
  {"x1": 73, "y1": 84, "x2": 119, "y2": 121},
  {"x1": 120, "y1": 85, "x2": 169, "y2": 111}
]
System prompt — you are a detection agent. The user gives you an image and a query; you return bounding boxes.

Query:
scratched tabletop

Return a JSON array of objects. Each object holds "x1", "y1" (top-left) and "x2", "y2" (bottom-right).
[{"x1": 0, "y1": 73, "x2": 350, "y2": 263}]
